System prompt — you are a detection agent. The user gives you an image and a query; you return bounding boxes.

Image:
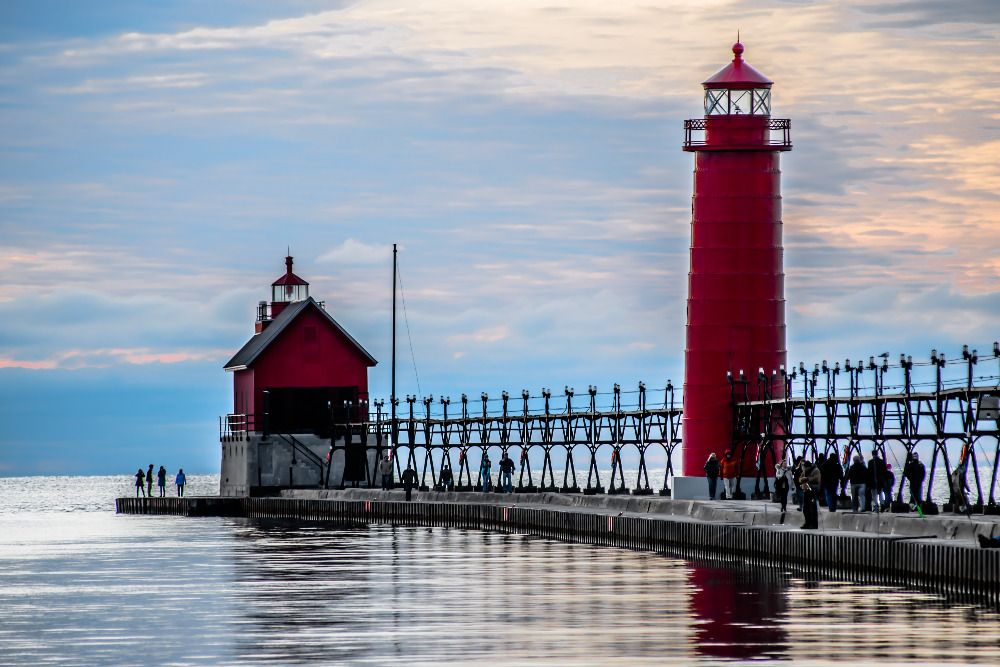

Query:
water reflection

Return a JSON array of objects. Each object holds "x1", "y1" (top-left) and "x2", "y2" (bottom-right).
[
  {"x1": 226, "y1": 522, "x2": 1000, "y2": 665},
  {"x1": 689, "y1": 566, "x2": 788, "y2": 660}
]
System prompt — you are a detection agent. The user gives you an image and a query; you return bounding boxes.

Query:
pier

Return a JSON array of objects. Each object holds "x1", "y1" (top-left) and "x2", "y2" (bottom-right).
[{"x1": 117, "y1": 489, "x2": 1000, "y2": 603}]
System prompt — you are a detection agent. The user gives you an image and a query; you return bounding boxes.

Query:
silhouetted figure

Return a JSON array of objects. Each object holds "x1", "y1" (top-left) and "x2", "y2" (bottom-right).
[
  {"x1": 798, "y1": 461, "x2": 821, "y2": 529},
  {"x1": 499, "y1": 452, "x2": 515, "y2": 493},
  {"x1": 820, "y1": 455, "x2": 843, "y2": 512},
  {"x1": 175, "y1": 469, "x2": 186, "y2": 497},
  {"x1": 135, "y1": 469, "x2": 146, "y2": 498},
  {"x1": 157, "y1": 466, "x2": 166, "y2": 497},
  {"x1": 146, "y1": 464, "x2": 154, "y2": 497},
  {"x1": 846, "y1": 454, "x2": 867, "y2": 513},
  {"x1": 439, "y1": 464, "x2": 454, "y2": 491},
  {"x1": 401, "y1": 465, "x2": 418, "y2": 501},
  {"x1": 704, "y1": 453, "x2": 720, "y2": 500},
  {"x1": 480, "y1": 456, "x2": 492, "y2": 493},
  {"x1": 904, "y1": 452, "x2": 926, "y2": 506}
]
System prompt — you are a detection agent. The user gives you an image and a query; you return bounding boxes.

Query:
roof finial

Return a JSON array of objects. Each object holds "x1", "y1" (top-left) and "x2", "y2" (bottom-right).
[{"x1": 733, "y1": 32, "x2": 744, "y2": 61}]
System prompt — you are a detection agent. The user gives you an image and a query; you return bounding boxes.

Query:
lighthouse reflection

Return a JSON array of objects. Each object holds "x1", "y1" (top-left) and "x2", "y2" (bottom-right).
[{"x1": 688, "y1": 565, "x2": 788, "y2": 660}]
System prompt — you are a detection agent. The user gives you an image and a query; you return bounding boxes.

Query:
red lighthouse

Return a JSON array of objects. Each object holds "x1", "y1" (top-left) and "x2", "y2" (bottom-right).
[{"x1": 680, "y1": 42, "x2": 792, "y2": 480}]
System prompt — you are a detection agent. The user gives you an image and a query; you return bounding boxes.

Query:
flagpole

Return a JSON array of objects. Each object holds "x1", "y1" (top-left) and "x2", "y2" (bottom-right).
[{"x1": 391, "y1": 243, "x2": 397, "y2": 450}]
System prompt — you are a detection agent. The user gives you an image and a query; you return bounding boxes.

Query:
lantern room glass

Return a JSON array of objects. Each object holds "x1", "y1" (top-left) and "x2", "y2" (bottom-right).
[
  {"x1": 272, "y1": 283, "x2": 308, "y2": 302},
  {"x1": 704, "y1": 88, "x2": 771, "y2": 116}
]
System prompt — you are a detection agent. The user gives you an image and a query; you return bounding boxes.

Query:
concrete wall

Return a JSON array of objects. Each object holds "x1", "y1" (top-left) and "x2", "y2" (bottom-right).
[{"x1": 220, "y1": 432, "x2": 380, "y2": 497}]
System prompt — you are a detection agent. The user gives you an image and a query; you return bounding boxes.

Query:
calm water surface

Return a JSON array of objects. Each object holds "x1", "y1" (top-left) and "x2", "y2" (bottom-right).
[{"x1": 1, "y1": 476, "x2": 998, "y2": 666}]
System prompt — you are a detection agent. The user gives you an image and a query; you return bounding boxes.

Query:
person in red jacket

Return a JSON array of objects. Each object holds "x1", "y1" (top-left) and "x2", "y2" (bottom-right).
[{"x1": 720, "y1": 452, "x2": 737, "y2": 500}]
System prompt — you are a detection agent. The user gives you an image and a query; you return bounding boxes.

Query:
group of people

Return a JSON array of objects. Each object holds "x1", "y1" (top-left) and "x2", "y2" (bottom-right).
[
  {"x1": 377, "y1": 451, "x2": 520, "y2": 501},
  {"x1": 704, "y1": 448, "x2": 929, "y2": 529},
  {"x1": 134, "y1": 465, "x2": 186, "y2": 497}
]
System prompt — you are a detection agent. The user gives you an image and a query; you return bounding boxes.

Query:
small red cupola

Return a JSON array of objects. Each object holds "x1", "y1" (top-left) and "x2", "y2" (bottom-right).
[{"x1": 270, "y1": 255, "x2": 309, "y2": 316}]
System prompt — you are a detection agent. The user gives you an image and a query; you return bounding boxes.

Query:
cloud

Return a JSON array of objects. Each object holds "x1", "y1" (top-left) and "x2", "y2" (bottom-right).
[{"x1": 317, "y1": 238, "x2": 393, "y2": 266}]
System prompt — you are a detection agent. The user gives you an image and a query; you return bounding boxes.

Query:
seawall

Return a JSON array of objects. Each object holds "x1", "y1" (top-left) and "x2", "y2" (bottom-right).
[{"x1": 116, "y1": 490, "x2": 1000, "y2": 601}]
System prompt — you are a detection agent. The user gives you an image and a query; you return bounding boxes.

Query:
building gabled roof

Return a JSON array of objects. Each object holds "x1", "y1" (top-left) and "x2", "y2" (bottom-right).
[{"x1": 223, "y1": 297, "x2": 377, "y2": 371}]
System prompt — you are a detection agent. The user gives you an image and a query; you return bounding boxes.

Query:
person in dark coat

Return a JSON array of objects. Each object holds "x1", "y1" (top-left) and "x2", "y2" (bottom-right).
[
  {"x1": 903, "y1": 452, "x2": 926, "y2": 505},
  {"x1": 798, "y1": 461, "x2": 821, "y2": 529},
  {"x1": 401, "y1": 465, "x2": 418, "y2": 502},
  {"x1": 135, "y1": 468, "x2": 146, "y2": 498},
  {"x1": 157, "y1": 466, "x2": 167, "y2": 497},
  {"x1": 820, "y1": 454, "x2": 843, "y2": 513},
  {"x1": 846, "y1": 454, "x2": 867, "y2": 512},
  {"x1": 868, "y1": 450, "x2": 889, "y2": 511},
  {"x1": 499, "y1": 452, "x2": 515, "y2": 493},
  {"x1": 146, "y1": 464, "x2": 154, "y2": 497},
  {"x1": 703, "y1": 453, "x2": 720, "y2": 500},
  {"x1": 439, "y1": 464, "x2": 454, "y2": 491}
]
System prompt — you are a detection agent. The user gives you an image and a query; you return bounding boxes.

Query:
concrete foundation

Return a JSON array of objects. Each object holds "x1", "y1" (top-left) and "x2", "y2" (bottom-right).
[{"x1": 220, "y1": 432, "x2": 379, "y2": 497}]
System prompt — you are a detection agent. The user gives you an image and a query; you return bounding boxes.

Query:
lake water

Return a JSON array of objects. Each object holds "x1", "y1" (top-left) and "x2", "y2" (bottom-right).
[{"x1": 2, "y1": 475, "x2": 999, "y2": 666}]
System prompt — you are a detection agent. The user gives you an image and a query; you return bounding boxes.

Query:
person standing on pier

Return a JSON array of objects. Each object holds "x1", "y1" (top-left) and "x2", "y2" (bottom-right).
[
  {"x1": 157, "y1": 466, "x2": 166, "y2": 497},
  {"x1": 401, "y1": 464, "x2": 417, "y2": 501},
  {"x1": 499, "y1": 452, "x2": 515, "y2": 493},
  {"x1": 175, "y1": 469, "x2": 186, "y2": 497},
  {"x1": 703, "y1": 453, "x2": 720, "y2": 500},
  {"x1": 720, "y1": 452, "x2": 736, "y2": 500},
  {"x1": 773, "y1": 462, "x2": 791, "y2": 512},
  {"x1": 146, "y1": 464, "x2": 154, "y2": 497},
  {"x1": 480, "y1": 456, "x2": 492, "y2": 493},
  {"x1": 821, "y1": 454, "x2": 843, "y2": 513},
  {"x1": 846, "y1": 455, "x2": 867, "y2": 512},
  {"x1": 798, "y1": 461, "x2": 821, "y2": 529},
  {"x1": 379, "y1": 455, "x2": 393, "y2": 490},
  {"x1": 904, "y1": 452, "x2": 925, "y2": 507},
  {"x1": 135, "y1": 468, "x2": 146, "y2": 498},
  {"x1": 440, "y1": 464, "x2": 454, "y2": 491}
]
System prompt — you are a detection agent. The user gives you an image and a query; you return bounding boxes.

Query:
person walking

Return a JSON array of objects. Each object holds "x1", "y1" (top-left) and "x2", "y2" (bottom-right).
[
  {"x1": 820, "y1": 453, "x2": 843, "y2": 513},
  {"x1": 401, "y1": 464, "x2": 418, "y2": 502},
  {"x1": 499, "y1": 452, "x2": 515, "y2": 493},
  {"x1": 135, "y1": 468, "x2": 146, "y2": 498},
  {"x1": 774, "y1": 462, "x2": 791, "y2": 512},
  {"x1": 792, "y1": 457, "x2": 805, "y2": 510},
  {"x1": 703, "y1": 453, "x2": 720, "y2": 500},
  {"x1": 904, "y1": 452, "x2": 926, "y2": 507},
  {"x1": 378, "y1": 455, "x2": 393, "y2": 490},
  {"x1": 720, "y1": 452, "x2": 737, "y2": 500},
  {"x1": 175, "y1": 469, "x2": 186, "y2": 497},
  {"x1": 480, "y1": 456, "x2": 492, "y2": 493},
  {"x1": 146, "y1": 464, "x2": 154, "y2": 497},
  {"x1": 846, "y1": 454, "x2": 867, "y2": 512},
  {"x1": 157, "y1": 466, "x2": 167, "y2": 497},
  {"x1": 798, "y1": 460, "x2": 821, "y2": 529}
]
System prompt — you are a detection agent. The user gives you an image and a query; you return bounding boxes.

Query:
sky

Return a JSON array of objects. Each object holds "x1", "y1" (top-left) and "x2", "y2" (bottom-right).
[{"x1": 2, "y1": 0, "x2": 999, "y2": 476}]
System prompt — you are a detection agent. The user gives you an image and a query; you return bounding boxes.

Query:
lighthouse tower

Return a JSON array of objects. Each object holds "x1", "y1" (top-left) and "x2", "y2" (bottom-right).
[{"x1": 680, "y1": 42, "x2": 792, "y2": 482}]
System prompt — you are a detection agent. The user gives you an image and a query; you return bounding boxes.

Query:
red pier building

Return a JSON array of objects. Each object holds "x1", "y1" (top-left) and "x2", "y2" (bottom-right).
[
  {"x1": 219, "y1": 255, "x2": 377, "y2": 496},
  {"x1": 679, "y1": 42, "x2": 792, "y2": 488}
]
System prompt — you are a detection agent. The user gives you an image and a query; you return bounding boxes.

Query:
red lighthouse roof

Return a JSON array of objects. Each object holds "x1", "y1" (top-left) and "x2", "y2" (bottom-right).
[
  {"x1": 272, "y1": 255, "x2": 308, "y2": 287},
  {"x1": 702, "y1": 42, "x2": 773, "y2": 89}
]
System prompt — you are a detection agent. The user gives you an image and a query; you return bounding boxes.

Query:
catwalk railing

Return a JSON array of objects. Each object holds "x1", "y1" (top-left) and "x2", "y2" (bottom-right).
[
  {"x1": 732, "y1": 346, "x2": 1000, "y2": 512},
  {"x1": 344, "y1": 383, "x2": 683, "y2": 495}
]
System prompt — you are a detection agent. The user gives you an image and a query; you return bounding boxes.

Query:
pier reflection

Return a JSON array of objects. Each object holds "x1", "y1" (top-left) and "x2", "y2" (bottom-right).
[{"x1": 225, "y1": 522, "x2": 1000, "y2": 665}]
